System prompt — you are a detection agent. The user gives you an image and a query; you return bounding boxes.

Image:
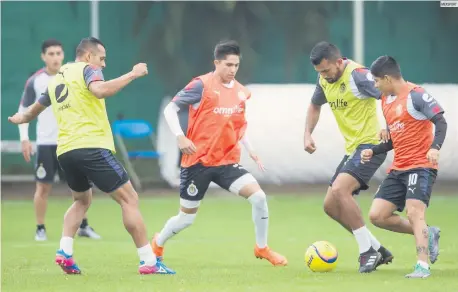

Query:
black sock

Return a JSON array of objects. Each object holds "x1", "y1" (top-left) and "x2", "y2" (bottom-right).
[
  {"x1": 37, "y1": 224, "x2": 45, "y2": 231},
  {"x1": 80, "y1": 218, "x2": 88, "y2": 229}
]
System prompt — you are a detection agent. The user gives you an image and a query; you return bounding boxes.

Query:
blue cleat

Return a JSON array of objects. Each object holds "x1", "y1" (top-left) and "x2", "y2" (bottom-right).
[
  {"x1": 55, "y1": 249, "x2": 81, "y2": 274},
  {"x1": 138, "y1": 260, "x2": 176, "y2": 275}
]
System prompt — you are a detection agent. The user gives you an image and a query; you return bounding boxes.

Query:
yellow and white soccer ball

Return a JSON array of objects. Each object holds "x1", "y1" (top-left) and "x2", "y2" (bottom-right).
[{"x1": 305, "y1": 241, "x2": 338, "y2": 272}]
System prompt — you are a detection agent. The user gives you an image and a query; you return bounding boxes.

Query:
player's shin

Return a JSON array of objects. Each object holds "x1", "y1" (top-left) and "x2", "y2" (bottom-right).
[
  {"x1": 406, "y1": 200, "x2": 429, "y2": 268},
  {"x1": 247, "y1": 190, "x2": 269, "y2": 248},
  {"x1": 34, "y1": 182, "x2": 51, "y2": 225},
  {"x1": 157, "y1": 210, "x2": 196, "y2": 246}
]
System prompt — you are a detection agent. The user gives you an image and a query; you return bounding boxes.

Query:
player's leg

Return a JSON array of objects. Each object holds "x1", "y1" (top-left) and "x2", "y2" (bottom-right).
[
  {"x1": 54, "y1": 146, "x2": 101, "y2": 239},
  {"x1": 330, "y1": 145, "x2": 388, "y2": 272},
  {"x1": 152, "y1": 164, "x2": 211, "y2": 259},
  {"x1": 369, "y1": 172, "x2": 413, "y2": 234},
  {"x1": 33, "y1": 145, "x2": 56, "y2": 241},
  {"x1": 84, "y1": 148, "x2": 174, "y2": 274},
  {"x1": 213, "y1": 164, "x2": 287, "y2": 266},
  {"x1": 404, "y1": 168, "x2": 439, "y2": 278},
  {"x1": 55, "y1": 151, "x2": 93, "y2": 274}
]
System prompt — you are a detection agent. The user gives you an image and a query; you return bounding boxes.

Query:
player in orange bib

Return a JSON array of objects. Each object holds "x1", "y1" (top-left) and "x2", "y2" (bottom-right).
[
  {"x1": 152, "y1": 40, "x2": 287, "y2": 266},
  {"x1": 361, "y1": 56, "x2": 447, "y2": 278}
]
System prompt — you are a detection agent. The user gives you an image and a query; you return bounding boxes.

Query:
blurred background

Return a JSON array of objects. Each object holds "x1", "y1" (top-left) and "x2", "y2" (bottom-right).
[{"x1": 1, "y1": 1, "x2": 457, "y2": 192}]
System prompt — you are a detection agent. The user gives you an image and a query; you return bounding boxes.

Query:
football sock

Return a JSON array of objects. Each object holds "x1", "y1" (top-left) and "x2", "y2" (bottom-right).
[
  {"x1": 247, "y1": 190, "x2": 269, "y2": 248},
  {"x1": 157, "y1": 211, "x2": 196, "y2": 247},
  {"x1": 37, "y1": 224, "x2": 45, "y2": 231},
  {"x1": 417, "y1": 260, "x2": 429, "y2": 269},
  {"x1": 137, "y1": 244, "x2": 157, "y2": 266},
  {"x1": 367, "y1": 228, "x2": 381, "y2": 250},
  {"x1": 80, "y1": 218, "x2": 88, "y2": 229},
  {"x1": 59, "y1": 236, "x2": 74, "y2": 256},
  {"x1": 352, "y1": 226, "x2": 372, "y2": 254}
]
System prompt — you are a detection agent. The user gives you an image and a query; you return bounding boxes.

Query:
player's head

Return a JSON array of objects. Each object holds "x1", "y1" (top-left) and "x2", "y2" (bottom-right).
[
  {"x1": 76, "y1": 37, "x2": 106, "y2": 69},
  {"x1": 310, "y1": 41, "x2": 345, "y2": 84},
  {"x1": 370, "y1": 55, "x2": 402, "y2": 95},
  {"x1": 41, "y1": 39, "x2": 64, "y2": 73},
  {"x1": 213, "y1": 40, "x2": 241, "y2": 83}
]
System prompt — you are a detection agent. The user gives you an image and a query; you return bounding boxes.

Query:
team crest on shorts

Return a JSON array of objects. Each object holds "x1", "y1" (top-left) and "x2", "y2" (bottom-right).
[
  {"x1": 187, "y1": 181, "x2": 198, "y2": 196},
  {"x1": 36, "y1": 164, "x2": 46, "y2": 179}
]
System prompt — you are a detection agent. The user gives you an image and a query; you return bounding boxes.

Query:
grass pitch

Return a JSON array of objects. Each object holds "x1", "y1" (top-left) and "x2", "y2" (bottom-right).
[{"x1": 2, "y1": 193, "x2": 458, "y2": 292}]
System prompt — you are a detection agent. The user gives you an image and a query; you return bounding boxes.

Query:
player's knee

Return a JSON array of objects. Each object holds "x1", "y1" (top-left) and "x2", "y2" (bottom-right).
[
  {"x1": 368, "y1": 209, "x2": 386, "y2": 227},
  {"x1": 112, "y1": 182, "x2": 139, "y2": 208},
  {"x1": 247, "y1": 190, "x2": 268, "y2": 213},
  {"x1": 406, "y1": 203, "x2": 425, "y2": 223},
  {"x1": 330, "y1": 184, "x2": 349, "y2": 200},
  {"x1": 230, "y1": 174, "x2": 259, "y2": 197},
  {"x1": 35, "y1": 182, "x2": 51, "y2": 198},
  {"x1": 177, "y1": 211, "x2": 196, "y2": 228}
]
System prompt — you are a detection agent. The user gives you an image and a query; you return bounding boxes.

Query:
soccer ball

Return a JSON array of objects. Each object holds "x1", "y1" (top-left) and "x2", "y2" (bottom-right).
[{"x1": 305, "y1": 241, "x2": 338, "y2": 272}]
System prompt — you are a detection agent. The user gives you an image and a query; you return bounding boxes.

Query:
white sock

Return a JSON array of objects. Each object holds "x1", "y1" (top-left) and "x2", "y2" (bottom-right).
[
  {"x1": 157, "y1": 211, "x2": 196, "y2": 247},
  {"x1": 137, "y1": 244, "x2": 157, "y2": 266},
  {"x1": 247, "y1": 190, "x2": 269, "y2": 248},
  {"x1": 417, "y1": 260, "x2": 429, "y2": 269},
  {"x1": 59, "y1": 236, "x2": 74, "y2": 256},
  {"x1": 352, "y1": 226, "x2": 372, "y2": 254},
  {"x1": 367, "y1": 228, "x2": 381, "y2": 250}
]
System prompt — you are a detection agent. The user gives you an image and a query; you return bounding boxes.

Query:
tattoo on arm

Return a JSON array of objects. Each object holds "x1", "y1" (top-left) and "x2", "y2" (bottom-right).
[{"x1": 416, "y1": 246, "x2": 428, "y2": 255}]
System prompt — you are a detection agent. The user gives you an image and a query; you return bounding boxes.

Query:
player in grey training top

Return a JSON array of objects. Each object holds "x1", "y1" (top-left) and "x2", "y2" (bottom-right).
[{"x1": 18, "y1": 39, "x2": 101, "y2": 241}]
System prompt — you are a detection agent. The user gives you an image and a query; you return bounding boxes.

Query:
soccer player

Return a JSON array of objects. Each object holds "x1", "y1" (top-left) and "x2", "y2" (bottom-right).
[
  {"x1": 304, "y1": 41, "x2": 392, "y2": 273},
  {"x1": 152, "y1": 40, "x2": 287, "y2": 266},
  {"x1": 361, "y1": 55, "x2": 445, "y2": 278},
  {"x1": 8, "y1": 37, "x2": 175, "y2": 275},
  {"x1": 18, "y1": 39, "x2": 100, "y2": 241}
]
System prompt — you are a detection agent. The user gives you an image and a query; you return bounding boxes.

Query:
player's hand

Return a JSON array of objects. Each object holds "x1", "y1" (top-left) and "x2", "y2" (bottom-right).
[
  {"x1": 427, "y1": 149, "x2": 440, "y2": 167},
  {"x1": 131, "y1": 63, "x2": 148, "y2": 78},
  {"x1": 249, "y1": 152, "x2": 266, "y2": 172},
  {"x1": 304, "y1": 134, "x2": 317, "y2": 154},
  {"x1": 177, "y1": 135, "x2": 197, "y2": 155},
  {"x1": 21, "y1": 140, "x2": 33, "y2": 163},
  {"x1": 379, "y1": 129, "x2": 390, "y2": 143},
  {"x1": 8, "y1": 112, "x2": 26, "y2": 124},
  {"x1": 360, "y1": 149, "x2": 373, "y2": 164}
]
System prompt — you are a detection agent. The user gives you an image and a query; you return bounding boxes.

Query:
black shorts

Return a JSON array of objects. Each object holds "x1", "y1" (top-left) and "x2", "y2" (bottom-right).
[
  {"x1": 35, "y1": 145, "x2": 65, "y2": 183},
  {"x1": 180, "y1": 163, "x2": 250, "y2": 201},
  {"x1": 330, "y1": 144, "x2": 387, "y2": 195},
  {"x1": 57, "y1": 148, "x2": 129, "y2": 193},
  {"x1": 375, "y1": 168, "x2": 437, "y2": 212}
]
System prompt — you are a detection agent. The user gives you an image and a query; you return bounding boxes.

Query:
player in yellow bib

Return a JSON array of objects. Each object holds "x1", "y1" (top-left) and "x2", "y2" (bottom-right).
[
  {"x1": 8, "y1": 37, "x2": 175, "y2": 275},
  {"x1": 304, "y1": 42, "x2": 392, "y2": 273}
]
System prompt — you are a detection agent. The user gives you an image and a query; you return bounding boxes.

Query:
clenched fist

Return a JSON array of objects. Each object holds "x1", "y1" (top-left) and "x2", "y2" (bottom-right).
[{"x1": 131, "y1": 63, "x2": 148, "y2": 78}]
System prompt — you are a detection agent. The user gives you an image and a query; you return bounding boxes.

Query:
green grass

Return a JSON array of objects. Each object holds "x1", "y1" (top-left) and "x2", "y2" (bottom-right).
[{"x1": 2, "y1": 194, "x2": 458, "y2": 292}]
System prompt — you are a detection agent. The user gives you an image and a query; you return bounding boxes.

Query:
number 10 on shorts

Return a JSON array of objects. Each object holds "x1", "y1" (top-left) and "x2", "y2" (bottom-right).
[{"x1": 408, "y1": 173, "x2": 418, "y2": 186}]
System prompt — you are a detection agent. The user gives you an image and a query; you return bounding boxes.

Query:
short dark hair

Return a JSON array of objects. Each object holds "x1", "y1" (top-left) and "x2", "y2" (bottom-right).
[
  {"x1": 41, "y1": 39, "x2": 63, "y2": 54},
  {"x1": 214, "y1": 40, "x2": 241, "y2": 60},
  {"x1": 370, "y1": 55, "x2": 402, "y2": 79},
  {"x1": 76, "y1": 37, "x2": 105, "y2": 57},
  {"x1": 310, "y1": 41, "x2": 341, "y2": 65}
]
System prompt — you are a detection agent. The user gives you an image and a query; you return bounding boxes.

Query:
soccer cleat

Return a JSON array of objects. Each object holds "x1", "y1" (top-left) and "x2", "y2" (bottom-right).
[
  {"x1": 358, "y1": 247, "x2": 382, "y2": 273},
  {"x1": 405, "y1": 263, "x2": 431, "y2": 278},
  {"x1": 428, "y1": 226, "x2": 440, "y2": 264},
  {"x1": 78, "y1": 226, "x2": 102, "y2": 239},
  {"x1": 254, "y1": 245, "x2": 288, "y2": 266},
  {"x1": 35, "y1": 229, "x2": 47, "y2": 241},
  {"x1": 151, "y1": 233, "x2": 164, "y2": 261},
  {"x1": 138, "y1": 260, "x2": 176, "y2": 275},
  {"x1": 55, "y1": 250, "x2": 81, "y2": 275},
  {"x1": 376, "y1": 246, "x2": 394, "y2": 267}
]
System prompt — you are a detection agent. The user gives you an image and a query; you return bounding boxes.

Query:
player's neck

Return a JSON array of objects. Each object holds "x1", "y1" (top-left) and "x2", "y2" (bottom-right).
[
  {"x1": 45, "y1": 67, "x2": 58, "y2": 76},
  {"x1": 392, "y1": 78, "x2": 408, "y2": 96},
  {"x1": 214, "y1": 72, "x2": 234, "y2": 87}
]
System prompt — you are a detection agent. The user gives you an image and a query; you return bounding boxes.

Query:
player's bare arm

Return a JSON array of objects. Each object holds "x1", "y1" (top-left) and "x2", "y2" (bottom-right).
[
  {"x1": 88, "y1": 63, "x2": 148, "y2": 99},
  {"x1": 9, "y1": 89, "x2": 51, "y2": 125},
  {"x1": 304, "y1": 78, "x2": 326, "y2": 154},
  {"x1": 240, "y1": 132, "x2": 265, "y2": 171}
]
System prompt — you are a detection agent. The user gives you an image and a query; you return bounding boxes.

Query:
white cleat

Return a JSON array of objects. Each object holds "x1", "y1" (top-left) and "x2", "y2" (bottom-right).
[
  {"x1": 78, "y1": 226, "x2": 102, "y2": 239},
  {"x1": 35, "y1": 229, "x2": 47, "y2": 241}
]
